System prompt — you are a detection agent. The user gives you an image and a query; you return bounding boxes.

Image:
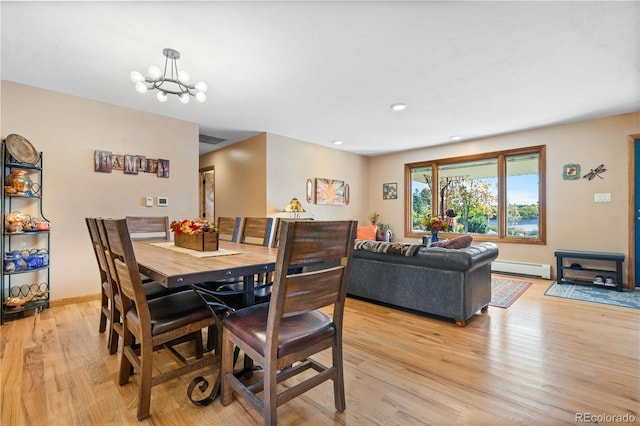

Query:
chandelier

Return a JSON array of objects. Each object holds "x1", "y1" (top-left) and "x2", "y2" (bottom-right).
[{"x1": 130, "y1": 48, "x2": 207, "y2": 104}]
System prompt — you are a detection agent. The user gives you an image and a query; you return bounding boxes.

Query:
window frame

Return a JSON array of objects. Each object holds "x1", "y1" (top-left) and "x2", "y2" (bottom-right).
[{"x1": 404, "y1": 145, "x2": 546, "y2": 245}]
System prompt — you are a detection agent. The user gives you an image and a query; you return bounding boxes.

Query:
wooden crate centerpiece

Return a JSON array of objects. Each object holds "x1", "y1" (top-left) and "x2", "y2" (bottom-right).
[{"x1": 174, "y1": 232, "x2": 219, "y2": 251}]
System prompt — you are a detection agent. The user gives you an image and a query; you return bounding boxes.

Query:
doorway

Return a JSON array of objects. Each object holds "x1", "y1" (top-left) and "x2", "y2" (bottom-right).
[{"x1": 199, "y1": 166, "x2": 215, "y2": 223}]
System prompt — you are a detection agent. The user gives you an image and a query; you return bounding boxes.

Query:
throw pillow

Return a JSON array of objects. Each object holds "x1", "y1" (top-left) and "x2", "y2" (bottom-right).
[
  {"x1": 357, "y1": 225, "x2": 377, "y2": 241},
  {"x1": 354, "y1": 240, "x2": 421, "y2": 256},
  {"x1": 437, "y1": 235, "x2": 473, "y2": 249}
]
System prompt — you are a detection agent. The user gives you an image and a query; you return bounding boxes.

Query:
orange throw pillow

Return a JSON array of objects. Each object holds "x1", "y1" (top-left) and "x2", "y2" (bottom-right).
[{"x1": 357, "y1": 225, "x2": 377, "y2": 241}]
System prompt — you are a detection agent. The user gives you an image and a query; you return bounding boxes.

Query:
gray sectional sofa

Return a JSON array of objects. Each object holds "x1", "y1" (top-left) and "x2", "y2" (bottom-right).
[{"x1": 347, "y1": 241, "x2": 499, "y2": 326}]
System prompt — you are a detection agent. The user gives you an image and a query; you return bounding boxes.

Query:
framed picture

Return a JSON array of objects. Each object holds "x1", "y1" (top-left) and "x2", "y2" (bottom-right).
[
  {"x1": 315, "y1": 178, "x2": 345, "y2": 205},
  {"x1": 157, "y1": 159, "x2": 170, "y2": 178},
  {"x1": 124, "y1": 154, "x2": 138, "y2": 175},
  {"x1": 306, "y1": 178, "x2": 314, "y2": 203},
  {"x1": 94, "y1": 150, "x2": 112, "y2": 173},
  {"x1": 111, "y1": 154, "x2": 124, "y2": 171},
  {"x1": 562, "y1": 163, "x2": 580, "y2": 180},
  {"x1": 383, "y1": 182, "x2": 397, "y2": 200}
]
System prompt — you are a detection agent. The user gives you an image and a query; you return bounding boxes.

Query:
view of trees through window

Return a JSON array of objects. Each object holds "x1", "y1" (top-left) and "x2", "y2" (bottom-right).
[{"x1": 407, "y1": 146, "x2": 544, "y2": 243}]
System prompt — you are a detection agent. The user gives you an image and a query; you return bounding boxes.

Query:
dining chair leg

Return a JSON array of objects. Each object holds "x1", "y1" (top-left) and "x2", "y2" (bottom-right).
[
  {"x1": 266, "y1": 367, "x2": 278, "y2": 426},
  {"x1": 220, "y1": 329, "x2": 235, "y2": 406},
  {"x1": 118, "y1": 329, "x2": 135, "y2": 386},
  {"x1": 333, "y1": 340, "x2": 346, "y2": 412},
  {"x1": 99, "y1": 292, "x2": 108, "y2": 333},
  {"x1": 137, "y1": 339, "x2": 154, "y2": 420},
  {"x1": 107, "y1": 306, "x2": 120, "y2": 355}
]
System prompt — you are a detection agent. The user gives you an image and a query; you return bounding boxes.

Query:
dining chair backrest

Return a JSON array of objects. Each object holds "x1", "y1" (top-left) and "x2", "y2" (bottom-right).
[
  {"x1": 125, "y1": 216, "x2": 170, "y2": 240},
  {"x1": 240, "y1": 217, "x2": 273, "y2": 247},
  {"x1": 103, "y1": 219, "x2": 147, "y2": 320},
  {"x1": 270, "y1": 217, "x2": 315, "y2": 248},
  {"x1": 217, "y1": 217, "x2": 241, "y2": 242},
  {"x1": 85, "y1": 217, "x2": 109, "y2": 284},
  {"x1": 271, "y1": 220, "x2": 357, "y2": 320}
]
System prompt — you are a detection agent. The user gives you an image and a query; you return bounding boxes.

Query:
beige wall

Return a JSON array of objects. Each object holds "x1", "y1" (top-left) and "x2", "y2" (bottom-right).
[
  {"x1": 198, "y1": 133, "x2": 267, "y2": 218},
  {"x1": 199, "y1": 132, "x2": 371, "y2": 225},
  {"x1": 266, "y1": 133, "x2": 370, "y2": 223},
  {"x1": 370, "y1": 112, "x2": 640, "y2": 281},
  {"x1": 1, "y1": 81, "x2": 200, "y2": 300}
]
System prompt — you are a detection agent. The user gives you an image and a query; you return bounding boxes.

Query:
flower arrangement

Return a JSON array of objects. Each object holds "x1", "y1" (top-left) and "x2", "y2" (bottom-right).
[
  {"x1": 369, "y1": 211, "x2": 380, "y2": 225},
  {"x1": 423, "y1": 215, "x2": 448, "y2": 232},
  {"x1": 170, "y1": 219, "x2": 217, "y2": 235}
]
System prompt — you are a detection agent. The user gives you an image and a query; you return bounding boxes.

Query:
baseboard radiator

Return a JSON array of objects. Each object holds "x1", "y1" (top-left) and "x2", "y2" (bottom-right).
[{"x1": 491, "y1": 260, "x2": 551, "y2": 279}]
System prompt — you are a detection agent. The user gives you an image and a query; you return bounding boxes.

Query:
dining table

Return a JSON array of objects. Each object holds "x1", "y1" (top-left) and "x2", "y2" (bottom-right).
[
  {"x1": 132, "y1": 238, "x2": 278, "y2": 405},
  {"x1": 133, "y1": 239, "x2": 278, "y2": 306}
]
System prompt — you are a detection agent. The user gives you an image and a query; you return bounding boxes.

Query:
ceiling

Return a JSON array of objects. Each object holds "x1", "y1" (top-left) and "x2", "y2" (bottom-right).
[{"x1": 1, "y1": 1, "x2": 638, "y2": 157}]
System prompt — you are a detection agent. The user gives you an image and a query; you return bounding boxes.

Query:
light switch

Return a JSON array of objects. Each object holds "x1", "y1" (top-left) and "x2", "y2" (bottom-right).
[
  {"x1": 157, "y1": 196, "x2": 168, "y2": 206},
  {"x1": 145, "y1": 197, "x2": 154, "y2": 207},
  {"x1": 594, "y1": 193, "x2": 611, "y2": 203}
]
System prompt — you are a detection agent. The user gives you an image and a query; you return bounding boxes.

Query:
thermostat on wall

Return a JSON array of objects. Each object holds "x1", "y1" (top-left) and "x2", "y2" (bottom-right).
[{"x1": 157, "y1": 196, "x2": 168, "y2": 207}]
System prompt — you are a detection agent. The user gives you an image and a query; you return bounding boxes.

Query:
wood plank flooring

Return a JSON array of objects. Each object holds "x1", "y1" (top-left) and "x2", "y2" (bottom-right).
[{"x1": 1, "y1": 276, "x2": 638, "y2": 425}]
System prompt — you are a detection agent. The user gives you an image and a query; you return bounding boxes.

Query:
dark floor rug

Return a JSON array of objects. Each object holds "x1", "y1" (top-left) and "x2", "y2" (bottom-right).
[
  {"x1": 545, "y1": 282, "x2": 640, "y2": 309},
  {"x1": 490, "y1": 277, "x2": 532, "y2": 308}
]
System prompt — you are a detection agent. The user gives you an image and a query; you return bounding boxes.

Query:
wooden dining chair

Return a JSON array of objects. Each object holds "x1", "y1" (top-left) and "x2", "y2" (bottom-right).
[
  {"x1": 102, "y1": 218, "x2": 219, "y2": 420},
  {"x1": 85, "y1": 217, "x2": 118, "y2": 354},
  {"x1": 220, "y1": 220, "x2": 358, "y2": 426},
  {"x1": 217, "y1": 216, "x2": 241, "y2": 242},
  {"x1": 125, "y1": 216, "x2": 170, "y2": 240}
]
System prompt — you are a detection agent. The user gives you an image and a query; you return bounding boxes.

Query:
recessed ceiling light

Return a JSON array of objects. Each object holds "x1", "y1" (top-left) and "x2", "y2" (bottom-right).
[
  {"x1": 332, "y1": 140, "x2": 343, "y2": 145},
  {"x1": 450, "y1": 135, "x2": 462, "y2": 141},
  {"x1": 390, "y1": 103, "x2": 407, "y2": 111}
]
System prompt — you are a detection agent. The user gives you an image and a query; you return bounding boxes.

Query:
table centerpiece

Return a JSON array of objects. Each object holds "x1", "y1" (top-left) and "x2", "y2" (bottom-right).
[{"x1": 170, "y1": 219, "x2": 219, "y2": 251}]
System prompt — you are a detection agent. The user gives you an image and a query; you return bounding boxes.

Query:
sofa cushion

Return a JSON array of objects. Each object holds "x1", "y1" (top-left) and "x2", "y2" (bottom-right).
[
  {"x1": 357, "y1": 225, "x2": 377, "y2": 240},
  {"x1": 354, "y1": 240, "x2": 421, "y2": 256},
  {"x1": 438, "y1": 235, "x2": 473, "y2": 249}
]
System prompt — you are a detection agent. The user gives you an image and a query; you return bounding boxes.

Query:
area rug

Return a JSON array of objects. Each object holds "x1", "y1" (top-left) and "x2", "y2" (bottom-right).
[
  {"x1": 490, "y1": 278, "x2": 532, "y2": 308},
  {"x1": 545, "y1": 282, "x2": 640, "y2": 309}
]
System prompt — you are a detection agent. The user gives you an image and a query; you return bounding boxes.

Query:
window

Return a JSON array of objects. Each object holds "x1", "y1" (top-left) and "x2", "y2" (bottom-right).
[{"x1": 405, "y1": 146, "x2": 545, "y2": 244}]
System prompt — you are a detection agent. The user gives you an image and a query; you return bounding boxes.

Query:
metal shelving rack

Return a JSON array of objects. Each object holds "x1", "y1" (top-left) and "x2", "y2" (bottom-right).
[{"x1": 1, "y1": 141, "x2": 51, "y2": 324}]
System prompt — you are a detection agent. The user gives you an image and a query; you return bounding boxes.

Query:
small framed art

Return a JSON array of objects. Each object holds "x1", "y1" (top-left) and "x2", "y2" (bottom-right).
[
  {"x1": 562, "y1": 163, "x2": 580, "y2": 180},
  {"x1": 383, "y1": 182, "x2": 397, "y2": 200}
]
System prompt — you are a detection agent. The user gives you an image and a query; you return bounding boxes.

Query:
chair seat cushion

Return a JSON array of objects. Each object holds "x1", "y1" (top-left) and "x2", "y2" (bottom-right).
[
  {"x1": 126, "y1": 290, "x2": 214, "y2": 336},
  {"x1": 223, "y1": 303, "x2": 335, "y2": 358}
]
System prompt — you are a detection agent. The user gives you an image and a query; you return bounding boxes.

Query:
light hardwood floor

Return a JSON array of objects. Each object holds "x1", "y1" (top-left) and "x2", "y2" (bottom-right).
[{"x1": 1, "y1": 276, "x2": 638, "y2": 425}]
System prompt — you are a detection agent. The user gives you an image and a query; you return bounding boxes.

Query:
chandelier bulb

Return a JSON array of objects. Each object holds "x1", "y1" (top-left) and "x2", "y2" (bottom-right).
[
  {"x1": 178, "y1": 70, "x2": 190, "y2": 83},
  {"x1": 195, "y1": 92, "x2": 207, "y2": 103},
  {"x1": 156, "y1": 91, "x2": 168, "y2": 102},
  {"x1": 148, "y1": 65, "x2": 162, "y2": 80},
  {"x1": 130, "y1": 71, "x2": 144, "y2": 83},
  {"x1": 195, "y1": 81, "x2": 208, "y2": 93},
  {"x1": 135, "y1": 82, "x2": 148, "y2": 94},
  {"x1": 179, "y1": 93, "x2": 190, "y2": 104}
]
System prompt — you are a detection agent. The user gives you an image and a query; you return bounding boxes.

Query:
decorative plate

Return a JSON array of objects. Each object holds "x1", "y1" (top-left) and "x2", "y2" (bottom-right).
[{"x1": 5, "y1": 134, "x2": 39, "y2": 164}]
